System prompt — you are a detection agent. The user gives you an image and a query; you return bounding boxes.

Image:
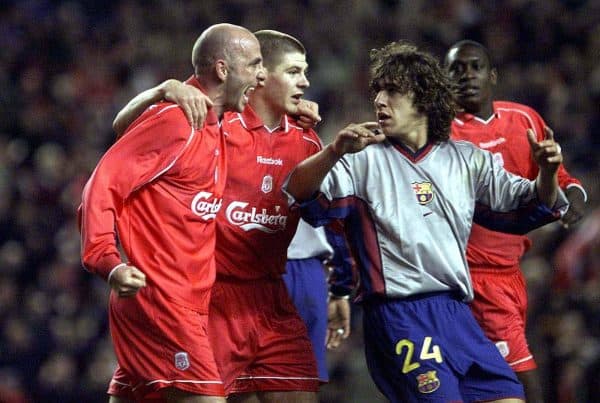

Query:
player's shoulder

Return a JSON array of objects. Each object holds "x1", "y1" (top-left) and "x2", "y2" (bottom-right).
[
  {"x1": 138, "y1": 102, "x2": 189, "y2": 129},
  {"x1": 445, "y1": 140, "x2": 494, "y2": 174},
  {"x1": 343, "y1": 139, "x2": 388, "y2": 165},
  {"x1": 286, "y1": 119, "x2": 323, "y2": 149},
  {"x1": 446, "y1": 138, "x2": 488, "y2": 159},
  {"x1": 445, "y1": 138, "x2": 474, "y2": 150},
  {"x1": 494, "y1": 100, "x2": 542, "y2": 119},
  {"x1": 220, "y1": 111, "x2": 247, "y2": 137},
  {"x1": 124, "y1": 101, "x2": 191, "y2": 141},
  {"x1": 300, "y1": 128, "x2": 323, "y2": 149}
]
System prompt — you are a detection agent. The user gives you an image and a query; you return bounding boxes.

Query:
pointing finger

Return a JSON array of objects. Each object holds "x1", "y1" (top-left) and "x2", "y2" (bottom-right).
[
  {"x1": 526, "y1": 129, "x2": 537, "y2": 148},
  {"x1": 182, "y1": 104, "x2": 194, "y2": 129},
  {"x1": 361, "y1": 121, "x2": 381, "y2": 131},
  {"x1": 544, "y1": 126, "x2": 555, "y2": 141}
]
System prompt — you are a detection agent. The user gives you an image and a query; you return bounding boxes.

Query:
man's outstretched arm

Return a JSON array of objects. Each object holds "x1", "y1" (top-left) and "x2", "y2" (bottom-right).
[
  {"x1": 113, "y1": 79, "x2": 213, "y2": 137},
  {"x1": 286, "y1": 122, "x2": 384, "y2": 201}
]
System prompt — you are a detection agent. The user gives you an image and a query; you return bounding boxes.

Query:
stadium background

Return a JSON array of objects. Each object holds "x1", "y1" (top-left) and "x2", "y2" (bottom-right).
[{"x1": 0, "y1": 0, "x2": 598, "y2": 402}]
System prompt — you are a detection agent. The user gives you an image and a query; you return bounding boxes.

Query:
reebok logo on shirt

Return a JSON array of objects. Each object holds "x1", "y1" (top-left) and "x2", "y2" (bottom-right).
[{"x1": 257, "y1": 156, "x2": 283, "y2": 166}]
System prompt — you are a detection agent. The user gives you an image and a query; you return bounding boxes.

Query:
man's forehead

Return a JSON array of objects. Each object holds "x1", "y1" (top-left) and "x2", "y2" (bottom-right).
[
  {"x1": 448, "y1": 45, "x2": 486, "y2": 62},
  {"x1": 276, "y1": 52, "x2": 308, "y2": 68}
]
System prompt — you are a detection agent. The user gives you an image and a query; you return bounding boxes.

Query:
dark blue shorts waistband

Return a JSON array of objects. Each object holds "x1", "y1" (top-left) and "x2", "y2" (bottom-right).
[{"x1": 363, "y1": 291, "x2": 464, "y2": 306}]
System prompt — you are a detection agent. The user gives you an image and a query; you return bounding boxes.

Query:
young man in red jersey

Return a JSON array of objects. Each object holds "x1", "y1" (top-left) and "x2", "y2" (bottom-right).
[
  {"x1": 112, "y1": 30, "x2": 350, "y2": 403},
  {"x1": 79, "y1": 24, "x2": 264, "y2": 403},
  {"x1": 444, "y1": 40, "x2": 587, "y2": 403}
]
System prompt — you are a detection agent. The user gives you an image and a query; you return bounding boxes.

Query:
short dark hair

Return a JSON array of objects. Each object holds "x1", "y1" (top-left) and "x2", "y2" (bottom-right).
[
  {"x1": 369, "y1": 42, "x2": 456, "y2": 142},
  {"x1": 254, "y1": 30, "x2": 305, "y2": 70},
  {"x1": 445, "y1": 40, "x2": 494, "y2": 68}
]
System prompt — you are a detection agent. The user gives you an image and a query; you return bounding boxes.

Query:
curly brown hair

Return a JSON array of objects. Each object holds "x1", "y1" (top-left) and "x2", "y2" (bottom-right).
[{"x1": 369, "y1": 42, "x2": 456, "y2": 142}]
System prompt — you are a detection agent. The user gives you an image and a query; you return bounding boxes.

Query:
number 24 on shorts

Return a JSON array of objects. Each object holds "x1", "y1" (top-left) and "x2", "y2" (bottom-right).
[{"x1": 396, "y1": 336, "x2": 443, "y2": 374}]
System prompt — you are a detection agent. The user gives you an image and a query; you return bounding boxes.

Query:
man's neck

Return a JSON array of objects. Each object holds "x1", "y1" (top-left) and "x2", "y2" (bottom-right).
[
  {"x1": 196, "y1": 76, "x2": 225, "y2": 119},
  {"x1": 393, "y1": 123, "x2": 428, "y2": 152},
  {"x1": 468, "y1": 101, "x2": 494, "y2": 120},
  {"x1": 249, "y1": 97, "x2": 285, "y2": 129}
]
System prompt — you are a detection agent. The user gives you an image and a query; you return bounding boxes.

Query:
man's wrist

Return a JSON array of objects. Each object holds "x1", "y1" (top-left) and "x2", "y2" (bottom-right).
[
  {"x1": 107, "y1": 263, "x2": 126, "y2": 285},
  {"x1": 328, "y1": 143, "x2": 344, "y2": 159},
  {"x1": 159, "y1": 79, "x2": 181, "y2": 100}
]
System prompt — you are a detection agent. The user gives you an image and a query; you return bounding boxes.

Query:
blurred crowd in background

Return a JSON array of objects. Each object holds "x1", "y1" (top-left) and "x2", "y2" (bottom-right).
[{"x1": 0, "y1": 0, "x2": 598, "y2": 402}]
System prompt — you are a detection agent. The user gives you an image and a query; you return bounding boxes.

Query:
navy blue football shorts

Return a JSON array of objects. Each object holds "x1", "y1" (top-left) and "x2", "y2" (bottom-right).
[
  {"x1": 362, "y1": 292, "x2": 524, "y2": 402},
  {"x1": 283, "y1": 257, "x2": 329, "y2": 382}
]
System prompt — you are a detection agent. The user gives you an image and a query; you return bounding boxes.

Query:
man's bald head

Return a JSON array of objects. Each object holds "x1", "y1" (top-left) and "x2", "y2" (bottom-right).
[{"x1": 192, "y1": 23, "x2": 258, "y2": 76}]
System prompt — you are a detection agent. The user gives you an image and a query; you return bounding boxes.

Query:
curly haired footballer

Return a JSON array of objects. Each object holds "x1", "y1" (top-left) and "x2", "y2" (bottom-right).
[{"x1": 369, "y1": 42, "x2": 456, "y2": 143}]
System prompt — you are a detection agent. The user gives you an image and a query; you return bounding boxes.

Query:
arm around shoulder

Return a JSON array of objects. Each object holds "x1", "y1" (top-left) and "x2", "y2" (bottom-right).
[{"x1": 113, "y1": 79, "x2": 212, "y2": 138}]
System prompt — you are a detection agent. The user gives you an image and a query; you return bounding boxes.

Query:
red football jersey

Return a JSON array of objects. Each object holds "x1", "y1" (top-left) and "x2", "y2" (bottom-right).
[
  {"x1": 80, "y1": 99, "x2": 227, "y2": 312},
  {"x1": 451, "y1": 100, "x2": 583, "y2": 268},
  {"x1": 216, "y1": 106, "x2": 322, "y2": 279}
]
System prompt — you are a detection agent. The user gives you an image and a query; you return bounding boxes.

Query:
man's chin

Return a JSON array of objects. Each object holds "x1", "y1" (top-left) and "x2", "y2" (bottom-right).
[
  {"x1": 457, "y1": 95, "x2": 480, "y2": 109},
  {"x1": 286, "y1": 105, "x2": 299, "y2": 116}
]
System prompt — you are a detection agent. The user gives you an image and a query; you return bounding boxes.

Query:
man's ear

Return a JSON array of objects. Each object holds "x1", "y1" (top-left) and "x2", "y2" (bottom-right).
[
  {"x1": 490, "y1": 68, "x2": 498, "y2": 86},
  {"x1": 216, "y1": 60, "x2": 228, "y2": 81}
]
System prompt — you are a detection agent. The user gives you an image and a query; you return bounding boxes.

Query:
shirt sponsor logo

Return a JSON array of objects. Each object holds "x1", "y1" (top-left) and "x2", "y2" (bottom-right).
[
  {"x1": 416, "y1": 370, "x2": 440, "y2": 394},
  {"x1": 226, "y1": 201, "x2": 287, "y2": 233},
  {"x1": 412, "y1": 181, "x2": 434, "y2": 205},
  {"x1": 191, "y1": 191, "x2": 223, "y2": 220},
  {"x1": 174, "y1": 351, "x2": 190, "y2": 371},
  {"x1": 257, "y1": 156, "x2": 283, "y2": 166}
]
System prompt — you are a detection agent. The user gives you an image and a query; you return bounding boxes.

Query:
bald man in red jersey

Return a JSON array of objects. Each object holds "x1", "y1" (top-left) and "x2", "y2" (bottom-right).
[{"x1": 79, "y1": 24, "x2": 264, "y2": 403}]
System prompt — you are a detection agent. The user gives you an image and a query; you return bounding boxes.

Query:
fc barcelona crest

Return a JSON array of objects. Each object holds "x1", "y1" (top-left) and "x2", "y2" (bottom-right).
[
  {"x1": 174, "y1": 351, "x2": 190, "y2": 371},
  {"x1": 416, "y1": 370, "x2": 440, "y2": 393},
  {"x1": 261, "y1": 175, "x2": 273, "y2": 194},
  {"x1": 412, "y1": 181, "x2": 434, "y2": 205}
]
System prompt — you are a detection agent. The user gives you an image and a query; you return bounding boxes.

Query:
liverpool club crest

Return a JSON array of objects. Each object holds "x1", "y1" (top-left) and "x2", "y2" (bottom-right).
[
  {"x1": 261, "y1": 175, "x2": 273, "y2": 194},
  {"x1": 174, "y1": 352, "x2": 190, "y2": 371}
]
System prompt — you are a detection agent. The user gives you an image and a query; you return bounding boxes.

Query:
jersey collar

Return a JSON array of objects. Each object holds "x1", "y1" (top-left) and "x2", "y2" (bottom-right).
[
  {"x1": 389, "y1": 139, "x2": 435, "y2": 162},
  {"x1": 454, "y1": 105, "x2": 501, "y2": 126},
  {"x1": 236, "y1": 105, "x2": 290, "y2": 133}
]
